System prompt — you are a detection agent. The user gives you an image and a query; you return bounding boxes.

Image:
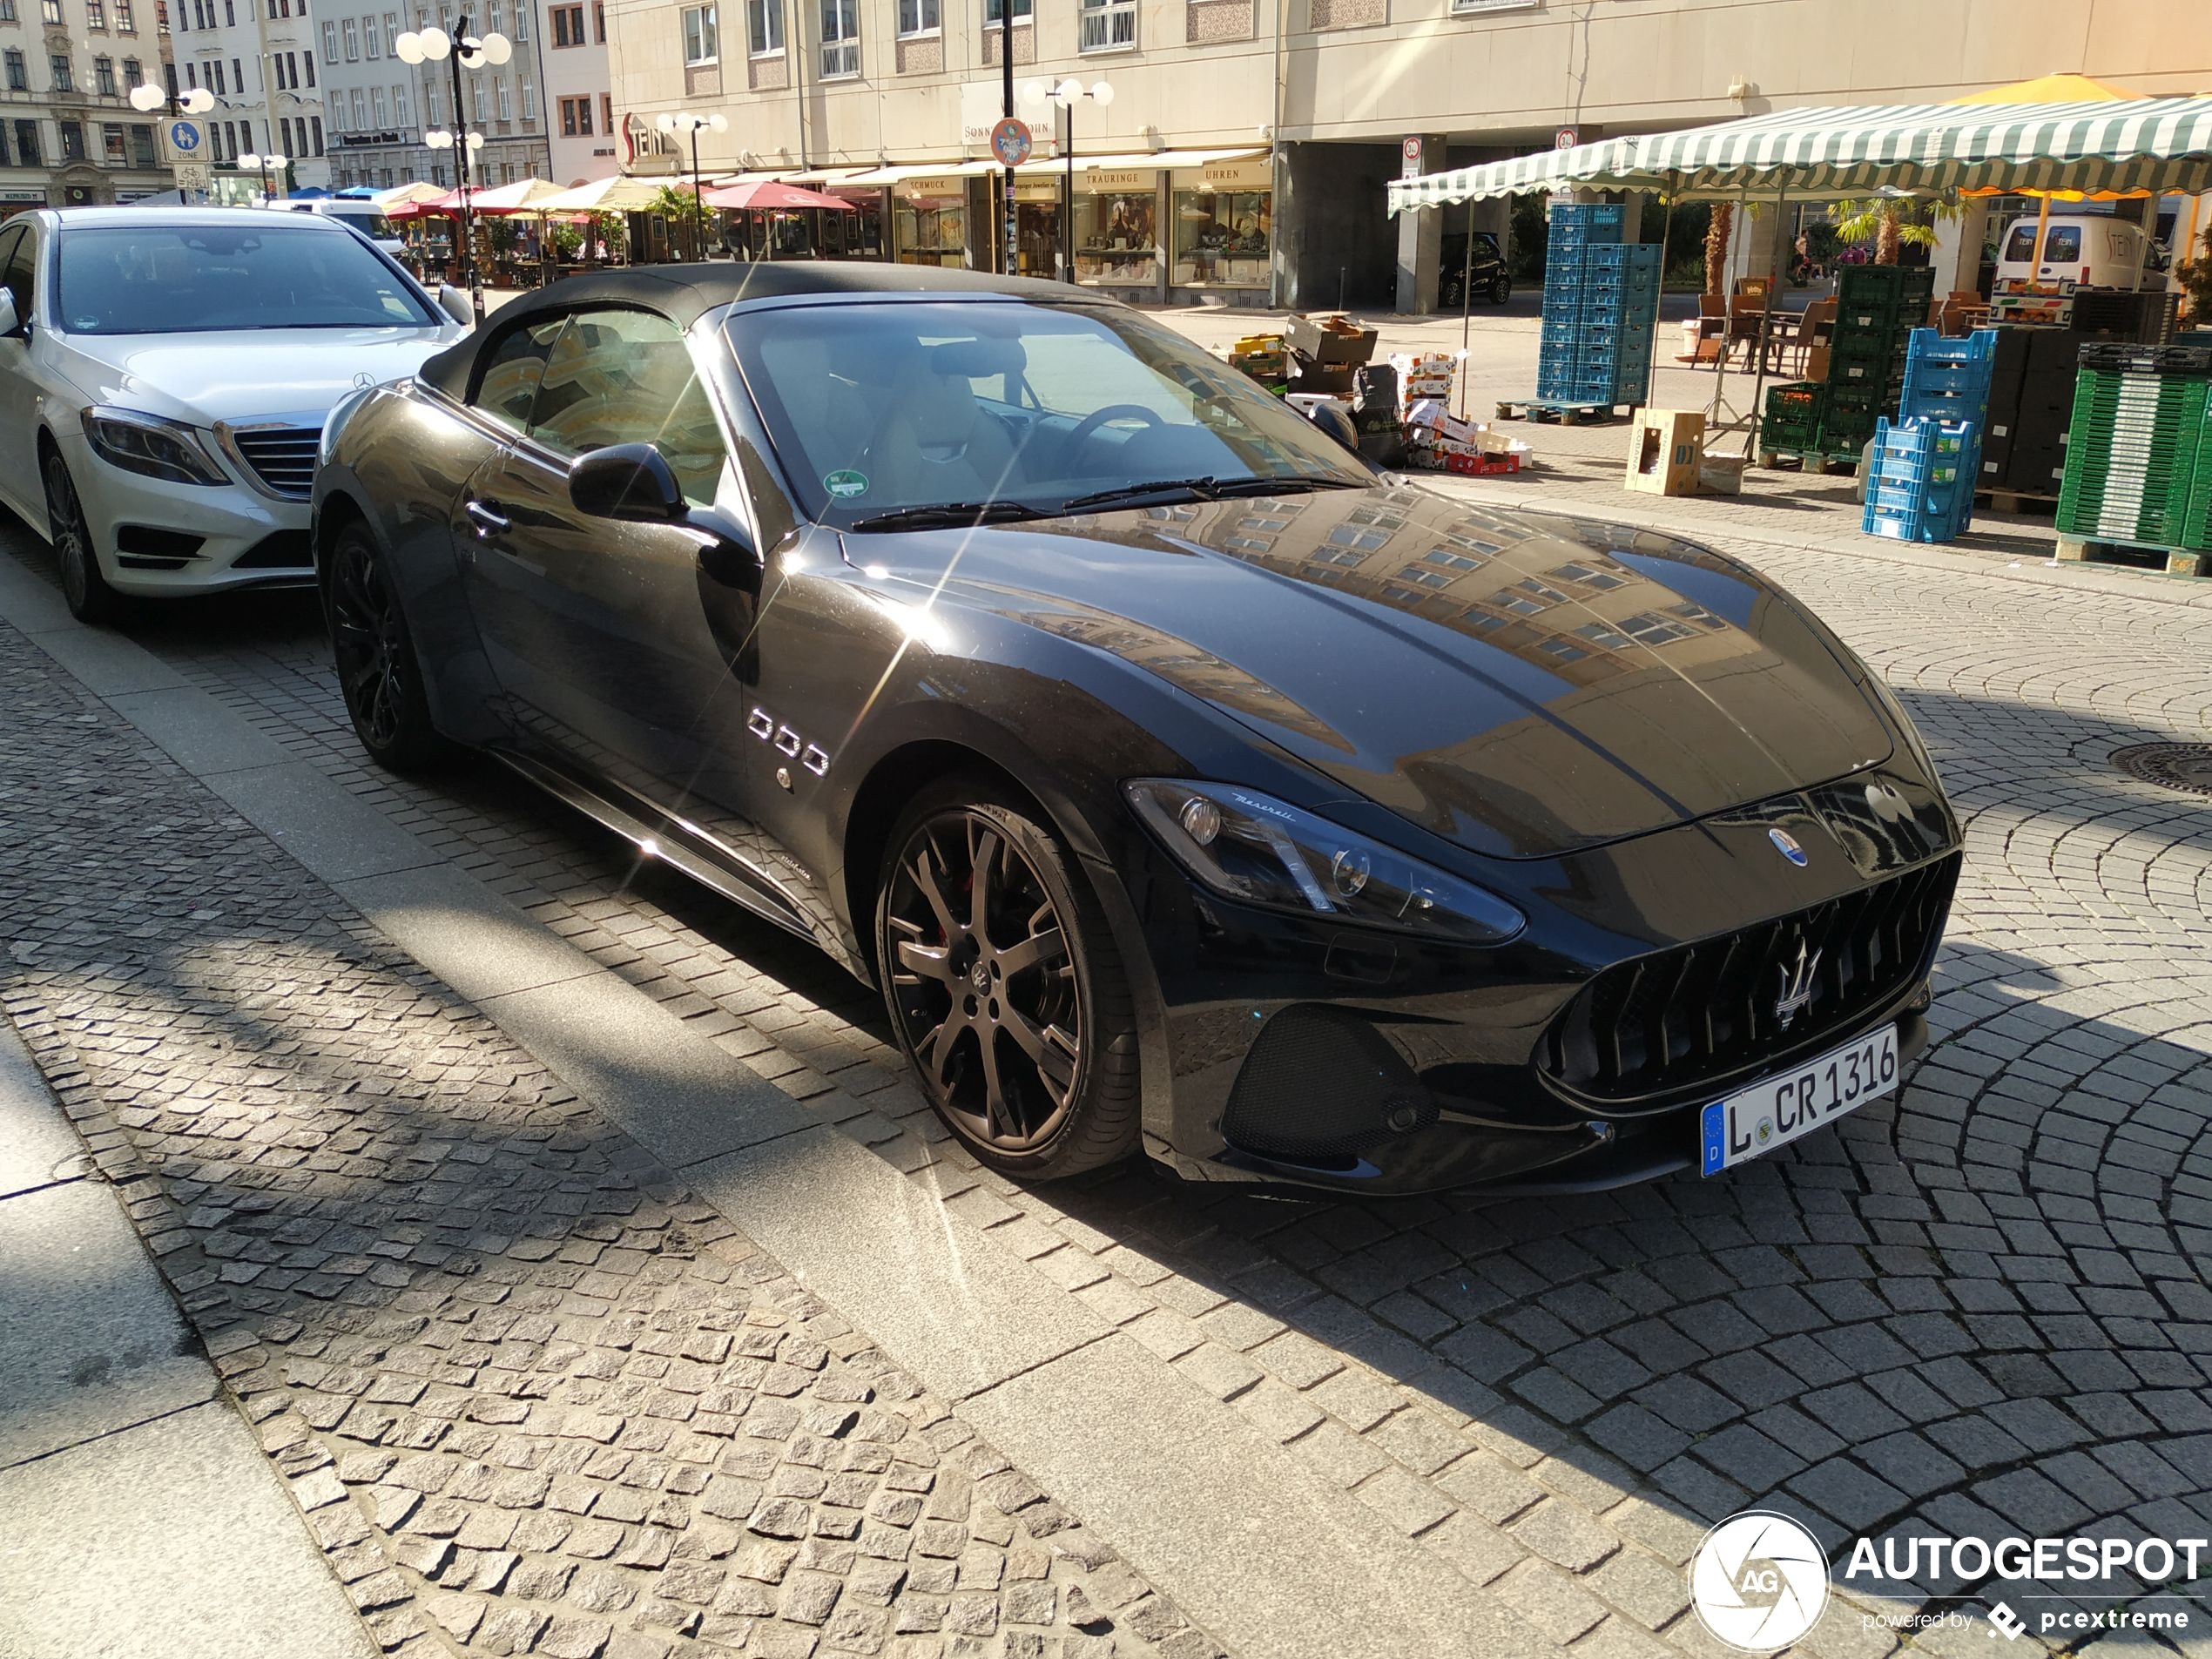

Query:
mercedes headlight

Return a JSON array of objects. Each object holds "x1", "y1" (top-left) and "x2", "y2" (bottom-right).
[
  {"x1": 81, "y1": 407, "x2": 229, "y2": 487},
  {"x1": 1125, "y1": 779, "x2": 1524, "y2": 945}
]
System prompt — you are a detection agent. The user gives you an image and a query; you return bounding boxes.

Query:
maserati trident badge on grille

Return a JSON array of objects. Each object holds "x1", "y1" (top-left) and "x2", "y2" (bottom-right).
[
  {"x1": 1768, "y1": 826, "x2": 1809, "y2": 867},
  {"x1": 1775, "y1": 941, "x2": 1821, "y2": 1028}
]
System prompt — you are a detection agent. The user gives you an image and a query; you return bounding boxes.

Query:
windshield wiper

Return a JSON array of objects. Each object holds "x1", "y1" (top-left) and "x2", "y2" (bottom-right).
[
  {"x1": 847, "y1": 500, "x2": 1050, "y2": 533},
  {"x1": 1059, "y1": 475, "x2": 1364, "y2": 513}
]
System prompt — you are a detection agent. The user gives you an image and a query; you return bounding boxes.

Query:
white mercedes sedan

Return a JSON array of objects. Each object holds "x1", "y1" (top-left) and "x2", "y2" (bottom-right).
[{"x1": 0, "y1": 206, "x2": 469, "y2": 621}]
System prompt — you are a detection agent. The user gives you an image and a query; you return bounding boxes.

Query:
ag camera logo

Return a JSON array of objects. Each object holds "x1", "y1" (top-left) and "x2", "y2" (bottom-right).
[{"x1": 1689, "y1": 1511, "x2": 1830, "y2": 1651}]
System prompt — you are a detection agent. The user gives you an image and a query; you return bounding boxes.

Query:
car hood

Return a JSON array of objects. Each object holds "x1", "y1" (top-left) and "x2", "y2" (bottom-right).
[
  {"x1": 52, "y1": 327, "x2": 462, "y2": 427},
  {"x1": 856, "y1": 485, "x2": 1896, "y2": 861}
]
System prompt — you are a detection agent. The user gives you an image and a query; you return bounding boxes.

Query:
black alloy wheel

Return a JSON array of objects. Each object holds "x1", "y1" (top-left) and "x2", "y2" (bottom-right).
[
  {"x1": 876, "y1": 783, "x2": 1139, "y2": 1177},
  {"x1": 328, "y1": 523, "x2": 444, "y2": 772},
  {"x1": 44, "y1": 448, "x2": 116, "y2": 624}
]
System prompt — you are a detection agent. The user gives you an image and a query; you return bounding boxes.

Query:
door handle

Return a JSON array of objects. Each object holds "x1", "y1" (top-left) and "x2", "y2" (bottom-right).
[{"x1": 465, "y1": 499, "x2": 511, "y2": 539}]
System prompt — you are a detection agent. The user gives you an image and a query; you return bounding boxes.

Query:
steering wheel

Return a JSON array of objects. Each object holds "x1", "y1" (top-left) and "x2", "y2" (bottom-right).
[{"x1": 1067, "y1": 403, "x2": 1168, "y2": 451}]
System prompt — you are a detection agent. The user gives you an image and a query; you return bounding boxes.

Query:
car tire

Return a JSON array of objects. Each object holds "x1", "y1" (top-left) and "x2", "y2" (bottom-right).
[
  {"x1": 44, "y1": 448, "x2": 118, "y2": 625},
  {"x1": 1488, "y1": 273, "x2": 1513, "y2": 305},
  {"x1": 874, "y1": 777, "x2": 1142, "y2": 1180},
  {"x1": 327, "y1": 521, "x2": 448, "y2": 773}
]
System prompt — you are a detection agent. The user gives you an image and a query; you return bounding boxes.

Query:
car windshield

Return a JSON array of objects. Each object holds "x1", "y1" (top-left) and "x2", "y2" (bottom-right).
[
  {"x1": 55, "y1": 224, "x2": 438, "y2": 335},
  {"x1": 725, "y1": 299, "x2": 1372, "y2": 526}
]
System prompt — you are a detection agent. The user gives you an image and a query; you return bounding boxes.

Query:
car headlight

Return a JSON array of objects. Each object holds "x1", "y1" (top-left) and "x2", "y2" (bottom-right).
[
  {"x1": 1125, "y1": 779, "x2": 1525, "y2": 945},
  {"x1": 80, "y1": 407, "x2": 230, "y2": 487}
]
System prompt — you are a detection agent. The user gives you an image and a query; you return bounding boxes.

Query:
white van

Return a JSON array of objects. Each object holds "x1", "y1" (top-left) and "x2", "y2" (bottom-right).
[
  {"x1": 284, "y1": 199, "x2": 406, "y2": 259},
  {"x1": 1993, "y1": 212, "x2": 2162, "y2": 291}
]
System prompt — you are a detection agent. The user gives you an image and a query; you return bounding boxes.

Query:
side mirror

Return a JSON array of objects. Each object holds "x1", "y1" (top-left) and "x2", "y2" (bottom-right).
[
  {"x1": 0, "y1": 289, "x2": 18, "y2": 339},
  {"x1": 570, "y1": 442, "x2": 691, "y2": 523},
  {"x1": 1300, "y1": 400, "x2": 1361, "y2": 454},
  {"x1": 435, "y1": 283, "x2": 475, "y2": 327}
]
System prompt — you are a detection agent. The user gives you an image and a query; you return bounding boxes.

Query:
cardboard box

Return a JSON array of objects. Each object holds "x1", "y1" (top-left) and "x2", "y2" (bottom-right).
[
  {"x1": 1624, "y1": 408, "x2": 1704, "y2": 496},
  {"x1": 1286, "y1": 312, "x2": 1379, "y2": 367},
  {"x1": 1289, "y1": 352, "x2": 1356, "y2": 395}
]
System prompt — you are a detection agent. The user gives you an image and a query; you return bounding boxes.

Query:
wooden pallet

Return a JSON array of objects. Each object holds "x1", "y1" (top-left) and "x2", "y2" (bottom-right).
[
  {"x1": 1975, "y1": 488, "x2": 2058, "y2": 516},
  {"x1": 1757, "y1": 448, "x2": 1860, "y2": 475},
  {"x1": 1495, "y1": 399, "x2": 1629, "y2": 425},
  {"x1": 2054, "y1": 536, "x2": 2209, "y2": 577}
]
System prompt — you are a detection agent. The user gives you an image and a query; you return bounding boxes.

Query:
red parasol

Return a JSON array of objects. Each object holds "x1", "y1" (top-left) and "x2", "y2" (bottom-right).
[{"x1": 700, "y1": 179, "x2": 860, "y2": 212}]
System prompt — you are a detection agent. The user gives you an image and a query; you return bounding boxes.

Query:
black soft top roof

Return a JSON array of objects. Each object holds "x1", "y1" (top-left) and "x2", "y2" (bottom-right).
[{"x1": 415, "y1": 261, "x2": 1083, "y2": 401}]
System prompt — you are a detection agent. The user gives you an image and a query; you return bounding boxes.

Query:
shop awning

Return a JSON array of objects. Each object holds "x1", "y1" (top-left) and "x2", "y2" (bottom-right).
[
  {"x1": 833, "y1": 161, "x2": 995, "y2": 185},
  {"x1": 1016, "y1": 146, "x2": 1264, "y2": 176},
  {"x1": 1387, "y1": 97, "x2": 2212, "y2": 212}
]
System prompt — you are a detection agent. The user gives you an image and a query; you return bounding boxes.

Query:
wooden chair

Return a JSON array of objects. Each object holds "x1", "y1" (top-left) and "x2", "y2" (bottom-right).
[
  {"x1": 1726, "y1": 292, "x2": 1770, "y2": 368},
  {"x1": 1683, "y1": 291, "x2": 1728, "y2": 364}
]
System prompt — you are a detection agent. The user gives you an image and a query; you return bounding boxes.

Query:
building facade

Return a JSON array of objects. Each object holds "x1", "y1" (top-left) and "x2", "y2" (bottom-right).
[
  {"x1": 0, "y1": 0, "x2": 177, "y2": 217},
  {"x1": 601, "y1": 0, "x2": 2210, "y2": 308},
  {"x1": 169, "y1": 0, "x2": 330, "y2": 189}
]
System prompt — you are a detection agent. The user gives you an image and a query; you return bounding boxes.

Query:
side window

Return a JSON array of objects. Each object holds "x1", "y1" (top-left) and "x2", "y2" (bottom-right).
[
  {"x1": 2001, "y1": 223, "x2": 2036, "y2": 264},
  {"x1": 0, "y1": 225, "x2": 33, "y2": 328},
  {"x1": 470, "y1": 314, "x2": 566, "y2": 431},
  {"x1": 527, "y1": 307, "x2": 728, "y2": 505},
  {"x1": 2043, "y1": 226, "x2": 2080, "y2": 264}
]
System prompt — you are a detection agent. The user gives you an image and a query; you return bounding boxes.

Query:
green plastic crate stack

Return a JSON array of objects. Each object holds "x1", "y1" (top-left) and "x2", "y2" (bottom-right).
[
  {"x1": 1815, "y1": 266, "x2": 1937, "y2": 454},
  {"x1": 2056, "y1": 347, "x2": 2212, "y2": 550},
  {"x1": 2187, "y1": 397, "x2": 2212, "y2": 552}
]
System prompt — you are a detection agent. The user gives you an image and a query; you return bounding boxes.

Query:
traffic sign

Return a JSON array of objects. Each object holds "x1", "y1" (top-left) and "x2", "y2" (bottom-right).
[
  {"x1": 172, "y1": 161, "x2": 211, "y2": 192},
  {"x1": 161, "y1": 119, "x2": 204, "y2": 163},
  {"x1": 990, "y1": 117, "x2": 1032, "y2": 168},
  {"x1": 1400, "y1": 135, "x2": 1423, "y2": 178},
  {"x1": 1554, "y1": 125, "x2": 1578, "y2": 150}
]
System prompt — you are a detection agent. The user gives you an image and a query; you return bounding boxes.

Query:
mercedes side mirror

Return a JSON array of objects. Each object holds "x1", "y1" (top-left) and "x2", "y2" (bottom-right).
[
  {"x1": 570, "y1": 442, "x2": 690, "y2": 523},
  {"x1": 435, "y1": 284, "x2": 475, "y2": 327},
  {"x1": 0, "y1": 289, "x2": 19, "y2": 340}
]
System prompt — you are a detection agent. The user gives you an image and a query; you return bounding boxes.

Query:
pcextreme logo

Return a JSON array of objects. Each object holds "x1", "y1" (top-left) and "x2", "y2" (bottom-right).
[{"x1": 1689, "y1": 1511, "x2": 1830, "y2": 1651}]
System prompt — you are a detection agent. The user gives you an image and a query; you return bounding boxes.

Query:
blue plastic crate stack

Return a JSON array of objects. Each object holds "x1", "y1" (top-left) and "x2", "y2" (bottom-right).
[
  {"x1": 1860, "y1": 328, "x2": 1998, "y2": 543},
  {"x1": 1537, "y1": 203, "x2": 1662, "y2": 409}
]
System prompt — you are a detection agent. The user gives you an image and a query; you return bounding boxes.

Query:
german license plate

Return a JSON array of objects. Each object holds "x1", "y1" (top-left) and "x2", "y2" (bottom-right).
[{"x1": 1700, "y1": 1024, "x2": 1898, "y2": 1176}]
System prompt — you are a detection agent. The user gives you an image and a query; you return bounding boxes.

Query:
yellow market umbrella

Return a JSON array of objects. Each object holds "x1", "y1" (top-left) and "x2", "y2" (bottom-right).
[{"x1": 1950, "y1": 72, "x2": 2148, "y2": 106}]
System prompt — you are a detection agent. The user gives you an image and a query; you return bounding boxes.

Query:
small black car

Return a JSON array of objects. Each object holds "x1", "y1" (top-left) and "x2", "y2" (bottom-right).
[
  {"x1": 1440, "y1": 231, "x2": 1512, "y2": 308},
  {"x1": 313, "y1": 263, "x2": 1959, "y2": 1195}
]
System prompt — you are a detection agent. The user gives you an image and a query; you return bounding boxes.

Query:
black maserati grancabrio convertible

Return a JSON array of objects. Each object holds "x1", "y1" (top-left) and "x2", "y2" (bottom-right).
[{"x1": 312, "y1": 263, "x2": 1960, "y2": 1196}]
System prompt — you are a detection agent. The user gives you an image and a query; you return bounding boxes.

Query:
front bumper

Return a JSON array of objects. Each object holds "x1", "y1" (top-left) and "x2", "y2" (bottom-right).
[
  {"x1": 1105, "y1": 769, "x2": 1959, "y2": 1197},
  {"x1": 57, "y1": 427, "x2": 314, "y2": 597}
]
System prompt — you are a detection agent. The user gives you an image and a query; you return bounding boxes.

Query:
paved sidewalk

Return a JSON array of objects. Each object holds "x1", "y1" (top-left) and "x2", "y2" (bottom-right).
[{"x1": 0, "y1": 1023, "x2": 379, "y2": 1659}]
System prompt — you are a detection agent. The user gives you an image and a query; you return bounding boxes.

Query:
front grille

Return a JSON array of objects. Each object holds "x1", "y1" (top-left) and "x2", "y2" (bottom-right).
[
  {"x1": 1538, "y1": 853, "x2": 1959, "y2": 1107},
  {"x1": 228, "y1": 425, "x2": 321, "y2": 500}
]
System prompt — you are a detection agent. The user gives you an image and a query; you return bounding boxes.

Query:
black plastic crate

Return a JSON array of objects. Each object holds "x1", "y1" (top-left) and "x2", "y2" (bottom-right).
[{"x1": 2076, "y1": 341, "x2": 2212, "y2": 376}]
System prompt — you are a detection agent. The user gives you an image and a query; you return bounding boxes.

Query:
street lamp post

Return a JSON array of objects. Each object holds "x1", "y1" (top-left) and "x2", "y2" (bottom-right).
[
  {"x1": 1022, "y1": 78, "x2": 1112, "y2": 283},
  {"x1": 237, "y1": 149, "x2": 288, "y2": 203},
  {"x1": 127, "y1": 80, "x2": 215, "y2": 200},
  {"x1": 396, "y1": 17, "x2": 512, "y2": 321},
  {"x1": 657, "y1": 111, "x2": 729, "y2": 262}
]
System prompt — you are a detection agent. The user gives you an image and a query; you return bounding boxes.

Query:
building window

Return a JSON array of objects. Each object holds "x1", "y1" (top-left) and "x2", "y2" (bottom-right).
[
  {"x1": 509, "y1": 0, "x2": 525, "y2": 37},
  {"x1": 94, "y1": 56, "x2": 116, "y2": 93},
  {"x1": 680, "y1": 3, "x2": 716, "y2": 60},
  {"x1": 550, "y1": 2, "x2": 582, "y2": 43},
  {"x1": 17, "y1": 119, "x2": 40, "y2": 164},
  {"x1": 1078, "y1": 0, "x2": 1132, "y2": 49},
  {"x1": 519, "y1": 78, "x2": 534, "y2": 119},
  {"x1": 384, "y1": 13, "x2": 400, "y2": 55},
  {"x1": 86, "y1": 0, "x2": 106, "y2": 26},
  {"x1": 494, "y1": 77, "x2": 508, "y2": 118},
  {"x1": 122, "y1": 56, "x2": 140, "y2": 84},
  {"x1": 363, "y1": 12, "x2": 379, "y2": 53},
  {"x1": 819, "y1": 0, "x2": 856, "y2": 76},
  {"x1": 599, "y1": 90, "x2": 610, "y2": 132},
  {"x1": 303, "y1": 53, "x2": 314, "y2": 85},
  {"x1": 592, "y1": 0, "x2": 604, "y2": 38},
  {"x1": 117, "y1": 0, "x2": 133, "y2": 28},
  {"x1": 341, "y1": 17, "x2": 357, "y2": 57},
  {"x1": 210, "y1": 60, "x2": 225, "y2": 94},
  {"x1": 41, "y1": 0, "x2": 61, "y2": 20},
  {"x1": 0, "y1": 1, "x2": 17, "y2": 21},
  {"x1": 558, "y1": 92, "x2": 590, "y2": 135},
  {"x1": 393, "y1": 82, "x2": 408, "y2": 122},
  {"x1": 3, "y1": 51, "x2": 24, "y2": 91},
  {"x1": 58, "y1": 119, "x2": 84, "y2": 159},
  {"x1": 131, "y1": 122, "x2": 155, "y2": 164},
  {"x1": 370, "y1": 84, "x2": 386, "y2": 123},
  {"x1": 321, "y1": 19, "x2": 336, "y2": 57},
  {"x1": 982, "y1": 0, "x2": 1029, "y2": 21},
  {"x1": 423, "y1": 82, "x2": 439, "y2": 124},
  {"x1": 896, "y1": 0, "x2": 934, "y2": 31},
  {"x1": 349, "y1": 85, "x2": 364, "y2": 125},
  {"x1": 470, "y1": 77, "x2": 483, "y2": 119},
  {"x1": 51, "y1": 55, "x2": 75, "y2": 91},
  {"x1": 745, "y1": 0, "x2": 779, "y2": 52}
]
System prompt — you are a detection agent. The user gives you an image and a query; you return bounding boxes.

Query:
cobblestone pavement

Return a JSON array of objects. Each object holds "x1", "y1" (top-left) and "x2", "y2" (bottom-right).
[
  {"x1": 0, "y1": 620, "x2": 1221, "y2": 1659},
  {"x1": 7, "y1": 457, "x2": 2212, "y2": 1659}
]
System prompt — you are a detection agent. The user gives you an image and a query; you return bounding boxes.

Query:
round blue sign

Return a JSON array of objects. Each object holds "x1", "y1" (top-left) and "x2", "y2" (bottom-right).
[{"x1": 169, "y1": 120, "x2": 202, "y2": 153}]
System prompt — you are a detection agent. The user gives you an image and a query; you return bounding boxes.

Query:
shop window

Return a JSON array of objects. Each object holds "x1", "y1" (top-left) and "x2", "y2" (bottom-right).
[
  {"x1": 819, "y1": 0, "x2": 857, "y2": 78},
  {"x1": 682, "y1": 2, "x2": 718, "y2": 61},
  {"x1": 1078, "y1": 0, "x2": 1132, "y2": 50},
  {"x1": 1071, "y1": 187, "x2": 1156, "y2": 287},
  {"x1": 745, "y1": 0, "x2": 780, "y2": 53},
  {"x1": 893, "y1": 186, "x2": 965, "y2": 267},
  {"x1": 1171, "y1": 184, "x2": 1270, "y2": 288}
]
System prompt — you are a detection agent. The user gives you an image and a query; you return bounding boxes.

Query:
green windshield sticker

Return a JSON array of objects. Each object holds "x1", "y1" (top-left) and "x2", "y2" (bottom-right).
[{"x1": 824, "y1": 469, "x2": 869, "y2": 499}]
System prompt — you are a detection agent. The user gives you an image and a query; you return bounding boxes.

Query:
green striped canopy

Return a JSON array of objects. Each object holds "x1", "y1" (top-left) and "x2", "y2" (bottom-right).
[{"x1": 1387, "y1": 98, "x2": 2212, "y2": 212}]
